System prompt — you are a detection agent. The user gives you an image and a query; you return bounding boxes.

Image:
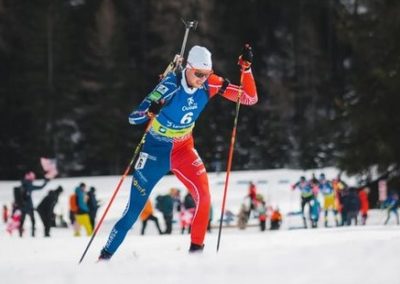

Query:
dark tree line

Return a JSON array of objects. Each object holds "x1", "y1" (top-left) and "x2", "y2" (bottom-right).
[{"x1": 0, "y1": 0, "x2": 399, "y2": 181}]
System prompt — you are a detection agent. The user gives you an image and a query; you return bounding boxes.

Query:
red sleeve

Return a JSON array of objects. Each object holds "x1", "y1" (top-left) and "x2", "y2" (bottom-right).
[{"x1": 207, "y1": 69, "x2": 258, "y2": 105}]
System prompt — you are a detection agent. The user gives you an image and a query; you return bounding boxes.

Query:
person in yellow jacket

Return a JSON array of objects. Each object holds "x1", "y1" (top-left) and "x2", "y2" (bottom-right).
[
  {"x1": 74, "y1": 183, "x2": 93, "y2": 236},
  {"x1": 140, "y1": 200, "x2": 163, "y2": 235}
]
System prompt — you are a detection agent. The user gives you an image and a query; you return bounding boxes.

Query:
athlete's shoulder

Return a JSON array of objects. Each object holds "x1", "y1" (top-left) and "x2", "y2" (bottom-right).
[
  {"x1": 149, "y1": 72, "x2": 180, "y2": 101},
  {"x1": 163, "y1": 71, "x2": 182, "y2": 87}
]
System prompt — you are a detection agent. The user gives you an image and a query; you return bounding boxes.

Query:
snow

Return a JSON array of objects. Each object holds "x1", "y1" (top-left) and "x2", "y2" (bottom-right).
[{"x1": 0, "y1": 168, "x2": 399, "y2": 284}]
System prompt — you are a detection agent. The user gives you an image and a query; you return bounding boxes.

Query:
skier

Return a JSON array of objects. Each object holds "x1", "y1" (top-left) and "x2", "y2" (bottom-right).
[
  {"x1": 383, "y1": 192, "x2": 399, "y2": 225},
  {"x1": 291, "y1": 176, "x2": 314, "y2": 228},
  {"x1": 99, "y1": 44, "x2": 257, "y2": 260},
  {"x1": 309, "y1": 195, "x2": 321, "y2": 228},
  {"x1": 319, "y1": 173, "x2": 339, "y2": 227}
]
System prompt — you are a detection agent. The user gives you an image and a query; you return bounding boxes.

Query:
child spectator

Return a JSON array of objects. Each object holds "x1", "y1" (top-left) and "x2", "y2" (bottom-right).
[
  {"x1": 270, "y1": 208, "x2": 282, "y2": 230},
  {"x1": 6, "y1": 209, "x2": 22, "y2": 235}
]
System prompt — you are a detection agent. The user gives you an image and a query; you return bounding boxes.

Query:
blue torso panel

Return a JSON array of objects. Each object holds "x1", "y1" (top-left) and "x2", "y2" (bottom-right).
[{"x1": 156, "y1": 72, "x2": 210, "y2": 130}]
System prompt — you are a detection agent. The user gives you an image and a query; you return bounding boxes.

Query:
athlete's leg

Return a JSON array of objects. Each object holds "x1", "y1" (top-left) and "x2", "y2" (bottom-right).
[
  {"x1": 102, "y1": 135, "x2": 171, "y2": 256},
  {"x1": 171, "y1": 138, "x2": 210, "y2": 247}
]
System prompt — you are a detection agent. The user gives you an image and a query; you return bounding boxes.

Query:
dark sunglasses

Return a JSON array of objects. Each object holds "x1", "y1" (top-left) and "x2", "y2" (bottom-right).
[
  {"x1": 188, "y1": 63, "x2": 213, "y2": 79},
  {"x1": 193, "y1": 70, "x2": 213, "y2": 79},
  {"x1": 193, "y1": 71, "x2": 209, "y2": 79}
]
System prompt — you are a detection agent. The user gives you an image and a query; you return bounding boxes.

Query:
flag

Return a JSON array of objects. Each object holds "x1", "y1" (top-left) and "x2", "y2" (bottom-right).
[{"x1": 40, "y1": 157, "x2": 58, "y2": 179}]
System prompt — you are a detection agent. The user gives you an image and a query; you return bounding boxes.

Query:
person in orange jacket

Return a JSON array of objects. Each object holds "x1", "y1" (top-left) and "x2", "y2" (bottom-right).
[
  {"x1": 270, "y1": 207, "x2": 282, "y2": 230},
  {"x1": 140, "y1": 200, "x2": 163, "y2": 235},
  {"x1": 358, "y1": 187, "x2": 370, "y2": 225}
]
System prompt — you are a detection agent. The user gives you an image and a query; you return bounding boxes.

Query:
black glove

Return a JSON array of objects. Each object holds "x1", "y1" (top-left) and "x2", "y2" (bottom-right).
[
  {"x1": 238, "y1": 44, "x2": 253, "y2": 70},
  {"x1": 241, "y1": 44, "x2": 253, "y2": 63},
  {"x1": 147, "y1": 100, "x2": 163, "y2": 116}
]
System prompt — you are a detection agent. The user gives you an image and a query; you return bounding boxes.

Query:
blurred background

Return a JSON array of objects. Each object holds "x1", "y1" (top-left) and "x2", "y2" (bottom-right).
[{"x1": 0, "y1": 0, "x2": 399, "y2": 184}]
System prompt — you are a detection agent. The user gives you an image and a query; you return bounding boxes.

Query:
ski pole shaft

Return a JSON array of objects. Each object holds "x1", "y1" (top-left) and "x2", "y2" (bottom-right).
[
  {"x1": 179, "y1": 20, "x2": 198, "y2": 57},
  {"x1": 216, "y1": 70, "x2": 245, "y2": 252}
]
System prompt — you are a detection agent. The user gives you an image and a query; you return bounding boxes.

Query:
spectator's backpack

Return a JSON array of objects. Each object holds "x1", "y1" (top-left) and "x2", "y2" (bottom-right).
[{"x1": 69, "y1": 194, "x2": 78, "y2": 213}]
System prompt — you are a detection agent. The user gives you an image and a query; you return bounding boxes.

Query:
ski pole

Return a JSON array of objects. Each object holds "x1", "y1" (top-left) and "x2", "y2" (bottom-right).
[
  {"x1": 78, "y1": 19, "x2": 198, "y2": 264},
  {"x1": 216, "y1": 69, "x2": 245, "y2": 252}
]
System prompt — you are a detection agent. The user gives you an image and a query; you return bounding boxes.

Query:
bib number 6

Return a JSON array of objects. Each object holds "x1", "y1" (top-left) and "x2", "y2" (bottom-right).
[{"x1": 180, "y1": 112, "x2": 193, "y2": 124}]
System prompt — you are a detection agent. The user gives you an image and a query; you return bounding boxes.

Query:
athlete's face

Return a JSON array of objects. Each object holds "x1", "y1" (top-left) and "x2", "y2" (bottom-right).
[{"x1": 186, "y1": 67, "x2": 213, "y2": 88}]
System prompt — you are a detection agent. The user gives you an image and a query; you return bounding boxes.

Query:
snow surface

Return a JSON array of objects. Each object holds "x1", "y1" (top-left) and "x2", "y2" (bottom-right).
[{"x1": 0, "y1": 168, "x2": 399, "y2": 284}]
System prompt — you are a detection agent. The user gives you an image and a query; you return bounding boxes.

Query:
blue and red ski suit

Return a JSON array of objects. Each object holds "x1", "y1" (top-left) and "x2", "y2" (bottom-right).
[{"x1": 102, "y1": 68, "x2": 257, "y2": 255}]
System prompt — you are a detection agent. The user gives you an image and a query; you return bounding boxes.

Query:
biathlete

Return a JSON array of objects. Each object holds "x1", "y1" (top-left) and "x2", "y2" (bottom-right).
[{"x1": 99, "y1": 44, "x2": 258, "y2": 260}]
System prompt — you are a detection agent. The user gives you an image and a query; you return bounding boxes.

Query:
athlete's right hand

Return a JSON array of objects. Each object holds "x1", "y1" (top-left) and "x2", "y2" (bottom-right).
[{"x1": 147, "y1": 100, "x2": 164, "y2": 118}]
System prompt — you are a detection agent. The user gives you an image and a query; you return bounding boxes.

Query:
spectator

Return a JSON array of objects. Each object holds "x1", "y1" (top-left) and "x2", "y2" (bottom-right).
[
  {"x1": 358, "y1": 187, "x2": 370, "y2": 225},
  {"x1": 247, "y1": 181, "x2": 258, "y2": 217},
  {"x1": 270, "y1": 208, "x2": 282, "y2": 230},
  {"x1": 171, "y1": 188, "x2": 182, "y2": 213},
  {"x1": 332, "y1": 174, "x2": 347, "y2": 225},
  {"x1": 180, "y1": 191, "x2": 196, "y2": 234},
  {"x1": 6, "y1": 209, "x2": 22, "y2": 235},
  {"x1": 2, "y1": 204, "x2": 9, "y2": 223},
  {"x1": 207, "y1": 205, "x2": 213, "y2": 233},
  {"x1": 140, "y1": 200, "x2": 163, "y2": 235},
  {"x1": 73, "y1": 183, "x2": 93, "y2": 236},
  {"x1": 69, "y1": 191, "x2": 78, "y2": 226},
  {"x1": 222, "y1": 209, "x2": 235, "y2": 226},
  {"x1": 18, "y1": 171, "x2": 49, "y2": 237},
  {"x1": 257, "y1": 200, "x2": 267, "y2": 231},
  {"x1": 87, "y1": 186, "x2": 100, "y2": 229},
  {"x1": 342, "y1": 187, "x2": 360, "y2": 226},
  {"x1": 155, "y1": 191, "x2": 174, "y2": 234},
  {"x1": 36, "y1": 186, "x2": 63, "y2": 237}
]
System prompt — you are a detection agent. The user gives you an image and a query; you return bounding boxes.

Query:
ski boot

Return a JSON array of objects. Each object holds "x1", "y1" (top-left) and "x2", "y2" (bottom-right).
[
  {"x1": 189, "y1": 243, "x2": 204, "y2": 253},
  {"x1": 98, "y1": 249, "x2": 113, "y2": 261}
]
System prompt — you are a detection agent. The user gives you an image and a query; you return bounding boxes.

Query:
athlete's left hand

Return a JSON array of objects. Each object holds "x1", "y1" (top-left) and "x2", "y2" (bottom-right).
[{"x1": 238, "y1": 44, "x2": 253, "y2": 70}]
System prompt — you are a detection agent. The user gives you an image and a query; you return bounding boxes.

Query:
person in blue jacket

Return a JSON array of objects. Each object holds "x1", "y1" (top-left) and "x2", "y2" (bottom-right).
[{"x1": 383, "y1": 192, "x2": 399, "y2": 225}]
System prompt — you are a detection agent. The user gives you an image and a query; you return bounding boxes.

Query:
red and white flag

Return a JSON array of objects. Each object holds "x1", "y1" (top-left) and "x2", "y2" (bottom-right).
[{"x1": 40, "y1": 157, "x2": 58, "y2": 179}]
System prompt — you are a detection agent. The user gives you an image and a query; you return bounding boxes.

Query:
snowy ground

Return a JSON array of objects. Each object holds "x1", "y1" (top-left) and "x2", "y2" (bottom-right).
[{"x1": 0, "y1": 168, "x2": 399, "y2": 284}]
